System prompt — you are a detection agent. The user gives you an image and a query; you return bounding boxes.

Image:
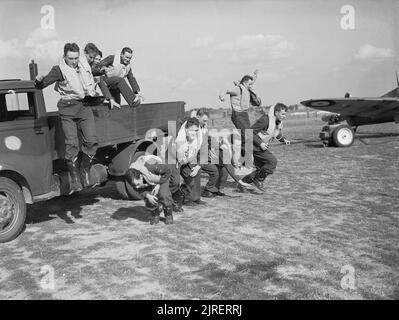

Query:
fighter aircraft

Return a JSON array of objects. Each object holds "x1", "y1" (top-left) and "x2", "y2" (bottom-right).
[{"x1": 300, "y1": 74, "x2": 399, "y2": 147}]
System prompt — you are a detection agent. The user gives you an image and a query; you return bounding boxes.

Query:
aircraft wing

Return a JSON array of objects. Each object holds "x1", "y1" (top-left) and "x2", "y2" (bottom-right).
[{"x1": 300, "y1": 97, "x2": 399, "y2": 118}]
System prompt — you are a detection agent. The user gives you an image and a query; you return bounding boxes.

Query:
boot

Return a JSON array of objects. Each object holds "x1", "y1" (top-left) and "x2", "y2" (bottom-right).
[
  {"x1": 150, "y1": 206, "x2": 161, "y2": 225},
  {"x1": 172, "y1": 189, "x2": 184, "y2": 213},
  {"x1": 253, "y1": 179, "x2": 265, "y2": 192},
  {"x1": 164, "y1": 206, "x2": 174, "y2": 225},
  {"x1": 79, "y1": 153, "x2": 94, "y2": 187},
  {"x1": 172, "y1": 201, "x2": 184, "y2": 213},
  {"x1": 66, "y1": 158, "x2": 83, "y2": 194}
]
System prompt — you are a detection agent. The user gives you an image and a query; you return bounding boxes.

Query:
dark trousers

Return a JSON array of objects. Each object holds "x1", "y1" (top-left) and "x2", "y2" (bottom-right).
[
  {"x1": 180, "y1": 164, "x2": 201, "y2": 202},
  {"x1": 231, "y1": 110, "x2": 250, "y2": 157},
  {"x1": 57, "y1": 100, "x2": 98, "y2": 161},
  {"x1": 168, "y1": 164, "x2": 181, "y2": 194},
  {"x1": 98, "y1": 76, "x2": 137, "y2": 107},
  {"x1": 140, "y1": 164, "x2": 180, "y2": 210},
  {"x1": 242, "y1": 149, "x2": 278, "y2": 183},
  {"x1": 201, "y1": 163, "x2": 229, "y2": 192}
]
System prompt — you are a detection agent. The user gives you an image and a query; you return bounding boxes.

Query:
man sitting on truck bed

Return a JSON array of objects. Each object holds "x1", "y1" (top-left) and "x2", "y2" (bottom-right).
[
  {"x1": 34, "y1": 42, "x2": 99, "y2": 192},
  {"x1": 83, "y1": 43, "x2": 120, "y2": 110},
  {"x1": 92, "y1": 47, "x2": 143, "y2": 107}
]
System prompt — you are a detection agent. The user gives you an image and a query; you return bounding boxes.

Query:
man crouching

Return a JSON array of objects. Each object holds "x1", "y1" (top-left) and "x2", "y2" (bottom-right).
[{"x1": 125, "y1": 155, "x2": 181, "y2": 225}]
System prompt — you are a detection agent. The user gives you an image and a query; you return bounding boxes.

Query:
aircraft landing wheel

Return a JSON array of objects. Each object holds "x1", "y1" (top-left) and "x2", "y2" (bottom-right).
[{"x1": 332, "y1": 124, "x2": 355, "y2": 147}]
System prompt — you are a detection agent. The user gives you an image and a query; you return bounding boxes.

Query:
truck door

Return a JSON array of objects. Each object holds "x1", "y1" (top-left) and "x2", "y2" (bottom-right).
[{"x1": 0, "y1": 89, "x2": 53, "y2": 196}]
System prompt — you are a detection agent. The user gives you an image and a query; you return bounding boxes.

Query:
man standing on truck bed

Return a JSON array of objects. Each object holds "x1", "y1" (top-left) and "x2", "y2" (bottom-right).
[
  {"x1": 34, "y1": 42, "x2": 99, "y2": 193},
  {"x1": 92, "y1": 47, "x2": 143, "y2": 107}
]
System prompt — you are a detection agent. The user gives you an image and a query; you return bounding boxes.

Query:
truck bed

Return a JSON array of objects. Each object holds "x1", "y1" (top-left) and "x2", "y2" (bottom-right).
[{"x1": 47, "y1": 101, "x2": 185, "y2": 160}]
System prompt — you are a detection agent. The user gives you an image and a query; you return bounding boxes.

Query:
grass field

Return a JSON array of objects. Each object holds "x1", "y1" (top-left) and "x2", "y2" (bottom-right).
[{"x1": 0, "y1": 116, "x2": 398, "y2": 300}]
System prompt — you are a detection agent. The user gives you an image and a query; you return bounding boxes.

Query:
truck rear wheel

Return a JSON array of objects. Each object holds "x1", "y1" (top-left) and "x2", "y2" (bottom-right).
[
  {"x1": 332, "y1": 124, "x2": 355, "y2": 147},
  {"x1": 115, "y1": 151, "x2": 146, "y2": 201},
  {"x1": 0, "y1": 177, "x2": 27, "y2": 243}
]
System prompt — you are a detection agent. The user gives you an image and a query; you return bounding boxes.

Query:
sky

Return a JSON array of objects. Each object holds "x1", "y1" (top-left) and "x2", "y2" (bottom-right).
[{"x1": 0, "y1": 0, "x2": 398, "y2": 111}]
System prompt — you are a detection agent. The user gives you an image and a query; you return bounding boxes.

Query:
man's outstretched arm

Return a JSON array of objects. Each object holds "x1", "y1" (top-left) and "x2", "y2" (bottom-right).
[{"x1": 34, "y1": 65, "x2": 63, "y2": 89}]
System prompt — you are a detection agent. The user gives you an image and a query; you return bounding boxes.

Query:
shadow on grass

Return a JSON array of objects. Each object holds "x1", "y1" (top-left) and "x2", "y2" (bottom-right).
[
  {"x1": 26, "y1": 192, "x2": 100, "y2": 225},
  {"x1": 111, "y1": 206, "x2": 151, "y2": 223},
  {"x1": 185, "y1": 259, "x2": 288, "y2": 299}
]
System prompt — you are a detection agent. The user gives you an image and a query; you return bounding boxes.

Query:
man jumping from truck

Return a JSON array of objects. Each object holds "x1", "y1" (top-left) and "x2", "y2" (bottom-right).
[
  {"x1": 92, "y1": 47, "x2": 143, "y2": 107},
  {"x1": 35, "y1": 42, "x2": 99, "y2": 193},
  {"x1": 219, "y1": 69, "x2": 259, "y2": 166},
  {"x1": 241, "y1": 103, "x2": 291, "y2": 192}
]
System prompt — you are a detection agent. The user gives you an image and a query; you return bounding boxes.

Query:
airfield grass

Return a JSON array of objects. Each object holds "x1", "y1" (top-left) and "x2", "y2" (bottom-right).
[{"x1": 0, "y1": 116, "x2": 398, "y2": 299}]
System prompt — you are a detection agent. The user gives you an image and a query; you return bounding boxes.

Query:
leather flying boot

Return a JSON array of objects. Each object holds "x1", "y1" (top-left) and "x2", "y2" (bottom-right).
[
  {"x1": 253, "y1": 179, "x2": 266, "y2": 192},
  {"x1": 150, "y1": 206, "x2": 161, "y2": 225},
  {"x1": 79, "y1": 153, "x2": 94, "y2": 187},
  {"x1": 164, "y1": 206, "x2": 174, "y2": 225},
  {"x1": 172, "y1": 189, "x2": 184, "y2": 213},
  {"x1": 66, "y1": 158, "x2": 83, "y2": 194}
]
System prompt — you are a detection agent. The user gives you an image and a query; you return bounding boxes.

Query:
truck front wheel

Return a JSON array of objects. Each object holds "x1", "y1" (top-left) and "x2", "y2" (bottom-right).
[{"x1": 0, "y1": 177, "x2": 27, "y2": 243}]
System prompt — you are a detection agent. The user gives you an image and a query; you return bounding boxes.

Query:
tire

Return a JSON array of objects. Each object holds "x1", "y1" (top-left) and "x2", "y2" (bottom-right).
[
  {"x1": 0, "y1": 177, "x2": 27, "y2": 243},
  {"x1": 332, "y1": 124, "x2": 355, "y2": 147},
  {"x1": 115, "y1": 151, "x2": 146, "y2": 200}
]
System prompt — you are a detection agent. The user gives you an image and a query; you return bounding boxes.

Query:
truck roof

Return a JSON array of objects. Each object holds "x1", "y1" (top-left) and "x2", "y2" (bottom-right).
[{"x1": 0, "y1": 80, "x2": 35, "y2": 91}]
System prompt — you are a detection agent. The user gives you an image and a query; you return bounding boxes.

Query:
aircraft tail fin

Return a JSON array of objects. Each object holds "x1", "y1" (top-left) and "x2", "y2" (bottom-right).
[{"x1": 381, "y1": 72, "x2": 399, "y2": 97}]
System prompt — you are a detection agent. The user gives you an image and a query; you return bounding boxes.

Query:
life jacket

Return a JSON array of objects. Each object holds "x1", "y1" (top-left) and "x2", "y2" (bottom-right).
[
  {"x1": 238, "y1": 84, "x2": 261, "y2": 108},
  {"x1": 128, "y1": 155, "x2": 163, "y2": 186},
  {"x1": 105, "y1": 53, "x2": 131, "y2": 78},
  {"x1": 238, "y1": 84, "x2": 250, "y2": 111},
  {"x1": 257, "y1": 104, "x2": 283, "y2": 144},
  {"x1": 54, "y1": 56, "x2": 97, "y2": 100}
]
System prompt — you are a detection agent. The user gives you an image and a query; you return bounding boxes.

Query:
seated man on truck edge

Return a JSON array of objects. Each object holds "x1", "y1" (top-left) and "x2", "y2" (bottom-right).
[
  {"x1": 83, "y1": 42, "x2": 121, "y2": 110},
  {"x1": 125, "y1": 155, "x2": 180, "y2": 225},
  {"x1": 34, "y1": 42, "x2": 99, "y2": 193},
  {"x1": 92, "y1": 47, "x2": 143, "y2": 107}
]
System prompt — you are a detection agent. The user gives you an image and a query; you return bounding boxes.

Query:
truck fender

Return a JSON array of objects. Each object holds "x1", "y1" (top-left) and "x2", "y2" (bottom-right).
[
  {"x1": 0, "y1": 169, "x2": 33, "y2": 204},
  {"x1": 108, "y1": 139, "x2": 160, "y2": 176}
]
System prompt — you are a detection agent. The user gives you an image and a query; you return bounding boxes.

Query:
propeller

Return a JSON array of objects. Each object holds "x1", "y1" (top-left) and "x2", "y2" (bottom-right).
[{"x1": 396, "y1": 71, "x2": 399, "y2": 87}]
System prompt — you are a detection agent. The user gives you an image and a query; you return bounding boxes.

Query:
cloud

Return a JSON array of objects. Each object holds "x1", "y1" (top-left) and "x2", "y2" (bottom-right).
[
  {"x1": 25, "y1": 28, "x2": 64, "y2": 62},
  {"x1": 217, "y1": 34, "x2": 294, "y2": 64},
  {"x1": 0, "y1": 28, "x2": 63, "y2": 63},
  {"x1": 354, "y1": 44, "x2": 393, "y2": 61},
  {"x1": 0, "y1": 38, "x2": 22, "y2": 59},
  {"x1": 181, "y1": 78, "x2": 199, "y2": 88},
  {"x1": 151, "y1": 75, "x2": 178, "y2": 87},
  {"x1": 191, "y1": 36, "x2": 214, "y2": 48}
]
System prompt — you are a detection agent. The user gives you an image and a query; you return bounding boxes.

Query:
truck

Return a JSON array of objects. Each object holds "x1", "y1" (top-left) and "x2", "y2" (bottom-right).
[{"x1": 0, "y1": 61, "x2": 185, "y2": 243}]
